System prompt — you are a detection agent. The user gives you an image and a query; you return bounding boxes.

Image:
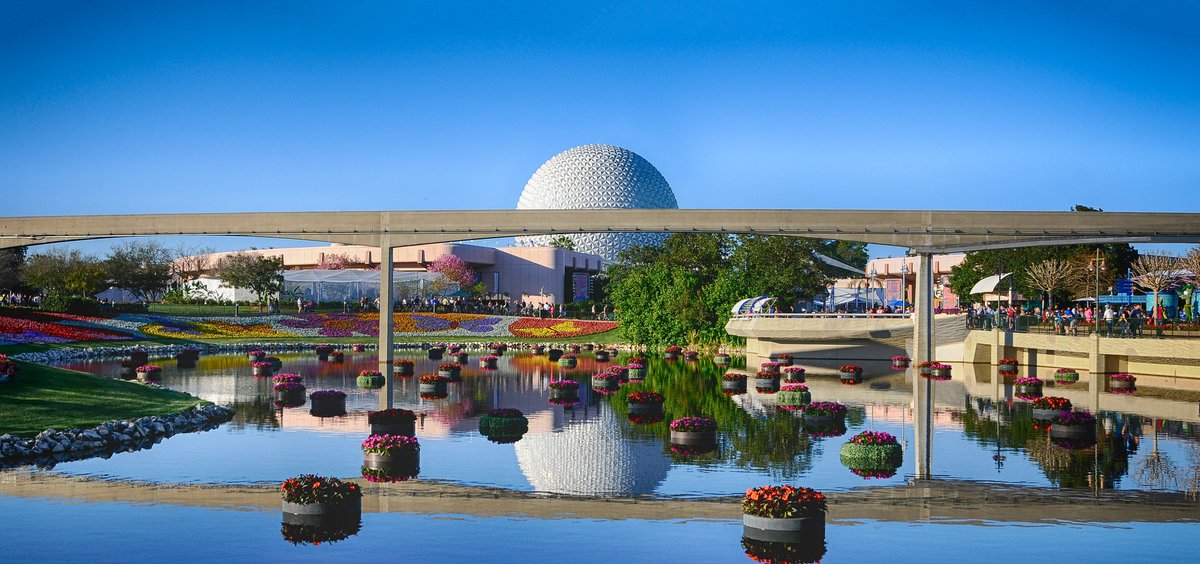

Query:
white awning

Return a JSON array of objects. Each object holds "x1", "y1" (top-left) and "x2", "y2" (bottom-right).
[{"x1": 970, "y1": 273, "x2": 1012, "y2": 295}]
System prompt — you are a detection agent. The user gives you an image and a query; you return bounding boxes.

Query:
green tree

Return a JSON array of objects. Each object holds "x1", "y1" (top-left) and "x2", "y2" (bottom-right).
[
  {"x1": 217, "y1": 253, "x2": 284, "y2": 310},
  {"x1": 548, "y1": 235, "x2": 576, "y2": 251},
  {"x1": 731, "y1": 235, "x2": 829, "y2": 309},
  {"x1": 0, "y1": 247, "x2": 26, "y2": 292},
  {"x1": 105, "y1": 240, "x2": 174, "y2": 302},
  {"x1": 22, "y1": 248, "x2": 109, "y2": 298}
]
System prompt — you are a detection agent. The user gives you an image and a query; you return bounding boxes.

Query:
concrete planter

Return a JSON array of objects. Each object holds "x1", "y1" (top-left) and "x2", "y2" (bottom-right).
[
  {"x1": 253, "y1": 365, "x2": 273, "y2": 377},
  {"x1": 363, "y1": 450, "x2": 420, "y2": 477},
  {"x1": 1109, "y1": 378, "x2": 1136, "y2": 392},
  {"x1": 930, "y1": 367, "x2": 951, "y2": 379},
  {"x1": 247, "y1": 352, "x2": 265, "y2": 362},
  {"x1": 282, "y1": 496, "x2": 361, "y2": 526},
  {"x1": 547, "y1": 349, "x2": 564, "y2": 362},
  {"x1": 760, "y1": 364, "x2": 780, "y2": 374},
  {"x1": 419, "y1": 382, "x2": 448, "y2": 395},
  {"x1": 663, "y1": 352, "x2": 679, "y2": 360},
  {"x1": 777, "y1": 357, "x2": 794, "y2": 367},
  {"x1": 455, "y1": 352, "x2": 468, "y2": 364},
  {"x1": 998, "y1": 362, "x2": 1018, "y2": 373},
  {"x1": 439, "y1": 368, "x2": 462, "y2": 380},
  {"x1": 1032, "y1": 407, "x2": 1067, "y2": 421},
  {"x1": 592, "y1": 376, "x2": 618, "y2": 391},
  {"x1": 713, "y1": 355, "x2": 731, "y2": 365},
  {"x1": 803, "y1": 413, "x2": 845, "y2": 426},
  {"x1": 1055, "y1": 372, "x2": 1079, "y2": 383},
  {"x1": 670, "y1": 429, "x2": 717, "y2": 446},
  {"x1": 549, "y1": 388, "x2": 579, "y2": 403},
  {"x1": 783, "y1": 371, "x2": 806, "y2": 384},
  {"x1": 628, "y1": 402, "x2": 664, "y2": 417},
  {"x1": 594, "y1": 350, "x2": 611, "y2": 362},
  {"x1": 558, "y1": 357, "x2": 577, "y2": 368},
  {"x1": 892, "y1": 359, "x2": 910, "y2": 369},
  {"x1": 755, "y1": 377, "x2": 780, "y2": 393},
  {"x1": 722, "y1": 379, "x2": 747, "y2": 393},
  {"x1": 1015, "y1": 383, "x2": 1043, "y2": 397},
  {"x1": 395, "y1": 364, "x2": 414, "y2": 376},
  {"x1": 118, "y1": 365, "x2": 137, "y2": 379},
  {"x1": 479, "y1": 358, "x2": 498, "y2": 370},
  {"x1": 627, "y1": 367, "x2": 646, "y2": 381},
  {"x1": 839, "y1": 371, "x2": 862, "y2": 384},
  {"x1": 266, "y1": 357, "x2": 283, "y2": 371},
  {"x1": 309, "y1": 395, "x2": 347, "y2": 417},
  {"x1": 351, "y1": 344, "x2": 366, "y2": 352},
  {"x1": 427, "y1": 348, "x2": 443, "y2": 360},
  {"x1": 1050, "y1": 424, "x2": 1096, "y2": 441},
  {"x1": 919, "y1": 366, "x2": 932, "y2": 377},
  {"x1": 176, "y1": 356, "x2": 196, "y2": 369},
  {"x1": 532, "y1": 346, "x2": 546, "y2": 355},
  {"x1": 742, "y1": 514, "x2": 825, "y2": 543}
]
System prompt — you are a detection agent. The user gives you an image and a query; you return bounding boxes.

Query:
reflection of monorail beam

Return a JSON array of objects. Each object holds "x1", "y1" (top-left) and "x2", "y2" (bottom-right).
[{"x1": 3, "y1": 472, "x2": 1195, "y2": 524}]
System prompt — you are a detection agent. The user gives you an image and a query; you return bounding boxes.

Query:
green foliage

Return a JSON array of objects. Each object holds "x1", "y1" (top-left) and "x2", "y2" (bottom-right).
[
  {"x1": 105, "y1": 240, "x2": 174, "y2": 302},
  {"x1": 217, "y1": 253, "x2": 284, "y2": 307},
  {"x1": 838, "y1": 442, "x2": 903, "y2": 470},
  {"x1": 0, "y1": 247, "x2": 26, "y2": 292},
  {"x1": 608, "y1": 233, "x2": 829, "y2": 345},
  {"x1": 548, "y1": 235, "x2": 576, "y2": 250},
  {"x1": 40, "y1": 294, "x2": 101, "y2": 315},
  {"x1": 23, "y1": 248, "x2": 109, "y2": 300},
  {"x1": 949, "y1": 244, "x2": 1136, "y2": 306}
]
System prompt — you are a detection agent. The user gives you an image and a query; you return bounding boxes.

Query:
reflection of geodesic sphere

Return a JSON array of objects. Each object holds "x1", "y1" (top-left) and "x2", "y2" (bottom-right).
[
  {"x1": 514, "y1": 409, "x2": 671, "y2": 496},
  {"x1": 515, "y1": 144, "x2": 679, "y2": 263}
]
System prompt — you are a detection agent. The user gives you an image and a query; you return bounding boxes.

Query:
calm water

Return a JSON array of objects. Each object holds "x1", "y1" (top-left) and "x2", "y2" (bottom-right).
[{"x1": 30, "y1": 351, "x2": 1200, "y2": 496}]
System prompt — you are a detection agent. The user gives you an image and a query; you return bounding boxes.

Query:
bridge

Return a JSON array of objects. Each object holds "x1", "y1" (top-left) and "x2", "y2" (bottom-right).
[{"x1": 6, "y1": 208, "x2": 1200, "y2": 478}]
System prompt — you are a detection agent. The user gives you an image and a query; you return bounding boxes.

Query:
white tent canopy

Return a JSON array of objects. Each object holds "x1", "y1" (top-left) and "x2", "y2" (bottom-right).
[{"x1": 970, "y1": 273, "x2": 1012, "y2": 295}]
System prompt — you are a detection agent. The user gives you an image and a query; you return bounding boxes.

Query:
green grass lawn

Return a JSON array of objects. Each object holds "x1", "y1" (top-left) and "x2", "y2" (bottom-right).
[{"x1": 0, "y1": 361, "x2": 206, "y2": 438}]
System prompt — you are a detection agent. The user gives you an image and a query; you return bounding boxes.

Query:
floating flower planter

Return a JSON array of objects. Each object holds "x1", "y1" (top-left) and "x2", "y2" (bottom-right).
[
  {"x1": 361, "y1": 434, "x2": 420, "y2": 481},
  {"x1": 252, "y1": 361, "x2": 274, "y2": 377},
  {"x1": 929, "y1": 363, "x2": 951, "y2": 380},
  {"x1": 479, "y1": 356, "x2": 498, "y2": 370},
  {"x1": 129, "y1": 351, "x2": 149, "y2": 365},
  {"x1": 755, "y1": 371, "x2": 780, "y2": 394},
  {"x1": 742, "y1": 485, "x2": 827, "y2": 543},
  {"x1": 917, "y1": 361, "x2": 933, "y2": 377},
  {"x1": 547, "y1": 348, "x2": 564, "y2": 361},
  {"x1": 783, "y1": 366, "x2": 806, "y2": 383},
  {"x1": 839, "y1": 365, "x2": 863, "y2": 385},
  {"x1": 998, "y1": 358, "x2": 1019, "y2": 374},
  {"x1": 394, "y1": 359, "x2": 414, "y2": 376},
  {"x1": 684, "y1": 350, "x2": 699, "y2": 361},
  {"x1": 592, "y1": 372, "x2": 621, "y2": 393},
  {"x1": 1054, "y1": 368, "x2": 1079, "y2": 384},
  {"x1": 314, "y1": 345, "x2": 334, "y2": 361},
  {"x1": 117, "y1": 360, "x2": 137, "y2": 379},
  {"x1": 1030, "y1": 396, "x2": 1071, "y2": 421},
  {"x1": 801, "y1": 401, "x2": 847, "y2": 426},
  {"x1": 626, "y1": 363, "x2": 646, "y2": 381},
  {"x1": 273, "y1": 373, "x2": 303, "y2": 384},
  {"x1": 281, "y1": 474, "x2": 362, "y2": 527},
  {"x1": 532, "y1": 345, "x2": 546, "y2": 355},
  {"x1": 135, "y1": 364, "x2": 162, "y2": 381},
  {"x1": 760, "y1": 361, "x2": 781, "y2": 374},
  {"x1": 454, "y1": 352, "x2": 468, "y2": 364},
  {"x1": 246, "y1": 349, "x2": 265, "y2": 362},
  {"x1": 418, "y1": 374, "x2": 448, "y2": 396},
  {"x1": 721, "y1": 373, "x2": 748, "y2": 395},
  {"x1": 281, "y1": 519, "x2": 361, "y2": 546},
  {"x1": 664, "y1": 345, "x2": 683, "y2": 360},
  {"x1": 438, "y1": 363, "x2": 463, "y2": 381},
  {"x1": 594, "y1": 349, "x2": 610, "y2": 362},
  {"x1": 775, "y1": 384, "x2": 811, "y2": 411},
  {"x1": 891, "y1": 355, "x2": 910, "y2": 369},
  {"x1": 568, "y1": 344, "x2": 582, "y2": 353},
  {"x1": 478, "y1": 408, "x2": 529, "y2": 443},
  {"x1": 309, "y1": 390, "x2": 347, "y2": 417},
  {"x1": 351, "y1": 343, "x2": 366, "y2": 352},
  {"x1": 627, "y1": 391, "x2": 665, "y2": 420},
  {"x1": 776, "y1": 354, "x2": 794, "y2": 366},
  {"x1": 839, "y1": 431, "x2": 903, "y2": 479},
  {"x1": 489, "y1": 344, "x2": 505, "y2": 356},
  {"x1": 713, "y1": 353, "x2": 731, "y2": 365},
  {"x1": 583, "y1": 344, "x2": 595, "y2": 351},
  {"x1": 740, "y1": 536, "x2": 826, "y2": 564},
  {"x1": 265, "y1": 356, "x2": 283, "y2": 371},
  {"x1": 669, "y1": 417, "x2": 717, "y2": 451},
  {"x1": 427, "y1": 347, "x2": 444, "y2": 360},
  {"x1": 368, "y1": 408, "x2": 416, "y2": 436},
  {"x1": 1108, "y1": 373, "x2": 1137, "y2": 394},
  {"x1": 557, "y1": 353, "x2": 577, "y2": 368},
  {"x1": 175, "y1": 350, "x2": 197, "y2": 369},
  {"x1": 1013, "y1": 377, "x2": 1043, "y2": 399},
  {"x1": 357, "y1": 370, "x2": 385, "y2": 389},
  {"x1": 330, "y1": 351, "x2": 344, "y2": 363},
  {"x1": 548, "y1": 379, "x2": 580, "y2": 405}
]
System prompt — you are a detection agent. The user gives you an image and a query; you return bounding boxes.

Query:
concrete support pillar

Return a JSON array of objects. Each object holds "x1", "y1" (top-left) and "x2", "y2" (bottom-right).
[
  {"x1": 991, "y1": 328, "x2": 1003, "y2": 398},
  {"x1": 912, "y1": 252, "x2": 935, "y2": 479},
  {"x1": 1087, "y1": 333, "x2": 1104, "y2": 412},
  {"x1": 378, "y1": 237, "x2": 395, "y2": 410}
]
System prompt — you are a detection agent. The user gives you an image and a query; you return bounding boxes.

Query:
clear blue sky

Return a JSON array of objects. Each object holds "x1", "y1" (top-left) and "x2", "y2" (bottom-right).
[{"x1": 3, "y1": 1, "x2": 1199, "y2": 257}]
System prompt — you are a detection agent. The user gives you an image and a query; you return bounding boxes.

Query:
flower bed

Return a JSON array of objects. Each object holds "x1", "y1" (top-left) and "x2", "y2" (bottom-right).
[{"x1": 839, "y1": 431, "x2": 903, "y2": 476}]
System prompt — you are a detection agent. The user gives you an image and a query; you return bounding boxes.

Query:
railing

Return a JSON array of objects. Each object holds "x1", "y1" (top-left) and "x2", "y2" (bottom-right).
[
  {"x1": 730, "y1": 313, "x2": 914, "y2": 319},
  {"x1": 967, "y1": 313, "x2": 1200, "y2": 339}
]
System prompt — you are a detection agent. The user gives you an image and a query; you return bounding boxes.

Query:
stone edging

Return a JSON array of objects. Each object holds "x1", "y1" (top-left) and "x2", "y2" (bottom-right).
[{"x1": 0, "y1": 404, "x2": 235, "y2": 468}]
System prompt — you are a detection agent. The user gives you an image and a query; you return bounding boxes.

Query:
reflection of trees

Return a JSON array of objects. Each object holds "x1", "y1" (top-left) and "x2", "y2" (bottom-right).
[
  {"x1": 611, "y1": 358, "x2": 814, "y2": 478},
  {"x1": 1134, "y1": 420, "x2": 1180, "y2": 492},
  {"x1": 1185, "y1": 443, "x2": 1200, "y2": 501},
  {"x1": 228, "y1": 396, "x2": 280, "y2": 429},
  {"x1": 1027, "y1": 426, "x2": 1129, "y2": 489},
  {"x1": 957, "y1": 398, "x2": 1038, "y2": 450}
]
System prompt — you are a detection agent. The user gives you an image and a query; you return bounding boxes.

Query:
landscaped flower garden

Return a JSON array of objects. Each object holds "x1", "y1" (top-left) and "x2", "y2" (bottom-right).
[{"x1": 0, "y1": 309, "x2": 619, "y2": 344}]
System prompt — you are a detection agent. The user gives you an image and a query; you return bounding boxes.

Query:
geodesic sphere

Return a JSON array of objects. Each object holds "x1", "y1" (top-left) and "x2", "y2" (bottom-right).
[{"x1": 515, "y1": 144, "x2": 679, "y2": 262}]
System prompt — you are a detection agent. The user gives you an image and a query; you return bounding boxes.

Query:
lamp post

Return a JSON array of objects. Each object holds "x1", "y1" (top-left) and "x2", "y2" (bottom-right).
[
  {"x1": 1088, "y1": 249, "x2": 1107, "y2": 335},
  {"x1": 827, "y1": 283, "x2": 835, "y2": 313},
  {"x1": 899, "y1": 261, "x2": 910, "y2": 310},
  {"x1": 868, "y1": 266, "x2": 878, "y2": 313}
]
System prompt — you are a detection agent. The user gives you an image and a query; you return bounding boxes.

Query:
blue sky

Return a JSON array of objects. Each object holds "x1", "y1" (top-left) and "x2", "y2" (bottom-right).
[{"x1": 3, "y1": 1, "x2": 1199, "y2": 258}]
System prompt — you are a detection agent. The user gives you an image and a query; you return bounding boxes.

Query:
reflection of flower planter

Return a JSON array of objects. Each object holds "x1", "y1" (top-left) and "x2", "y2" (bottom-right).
[
  {"x1": 282, "y1": 497, "x2": 362, "y2": 527},
  {"x1": 549, "y1": 389, "x2": 578, "y2": 404},
  {"x1": 438, "y1": 367, "x2": 462, "y2": 380},
  {"x1": 351, "y1": 344, "x2": 366, "y2": 352},
  {"x1": 1015, "y1": 383, "x2": 1043, "y2": 397},
  {"x1": 998, "y1": 362, "x2": 1018, "y2": 373},
  {"x1": 930, "y1": 367, "x2": 951, "y2": 379},
  {"x1": 454, "y1": 352, "x2": 468, "y2": 364},
  {"x1": 371, "y1": 420, "x2": 415, "y2": 436},
  {"x1": 118, "y1": 362, "x2": 137, "y2": 379},
  {"x1": 532, "y1": 345, "x2": 546, "y2": 355},
  {"x1": 395, "y1": 362, "x2": 414, "y2": 376},
  {"x1": 714, "y1": 354, "x2": 731, "y2": 365},
  {"x1": 273, "y1": 388, "x2": 306, "y2": 406},
  {"x1": 309, "y1": 394, "x2": 347, "y2": 417},
  {"x1": 919, "y1": 366, "x2": 932, "y2": 377},
  {"x1": 664, "y1": 352, "x2": 679, "y2": 361},
  {"x1": 742, "y1": 515, "x2": 825, "y2": 543},
  {"x1": 741, "y1": 535, "x2": 826, "y2": 564},
  {"x1": 547, "y1": 349, "x2": 563, "y2": 361},
  {"x1": 362, "y1": 451, "x2": 420, "y2": 481},
  {"x1": 176, "y1": 352, "x2": 197, "y2": 369},
  {"x1": 1108, "y1": 375, "x2": 1136, "y2": 394},
  {"x1": 479, "y1": 357, "x2": 498, "y2": 370},
  {"x1": 266, "y1": 357, "x2": 283, "y2": 371},
  {"x1": 427, "y1": 348, "x2": 443, "y2": 360},
  {"x1": 722, "y1": 379, "x2": 747, "y2": 394},
  {"x1": 592, "y1": 376, "x2": 618, "y2": 392},
  {"x1": 628, "y1": 401, "x2": 664, "y2": 418},
  {"x1": 280, "y1": 519, "x2": 361, "y2": 546},
  {"x1": 594, "y1": 350, "x2": 610, "y2": 362},
  {"x1": 839, "y1": 371, "x2": 862, "y2": 385},
  {"x1": 684, "y1": 351, "x2": 699, "y2": 361},
  {"x1": 1032, "y1": 408, "x2": 1067, "y2": 421},
  {"x1": 253, "y1": 364, "x2": 274, "y2": 377},
  {"x1": 627, "y1": 367, "x2": 646, "y2": 381},
  {"x1": 248, "y1": 351, "x2": 265, "y2": 362},
  {"x1": 1055, "y1": 370, "x2": 1079, "y2": 384},
  {"x1": 755, "y1": 377, "x2": 780, "y2": 394},
  {"x1": 419, "y1": 382, "x2": 448, "y2": 395},
  {"x1": 129, "y1": 351, "x2": 149, "y2": 364},
  {"x1": 558, "y1": 357, "x2": 577, "y2": 368},
  {"x1": 803, "y1": 413, "x2": 844, "y2": 426}
]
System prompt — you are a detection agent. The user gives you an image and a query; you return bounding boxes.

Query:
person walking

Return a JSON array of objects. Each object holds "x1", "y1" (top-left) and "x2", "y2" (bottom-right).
[{"x1": 1103, "y1": 304, "x2": 1114, "y2": 337}]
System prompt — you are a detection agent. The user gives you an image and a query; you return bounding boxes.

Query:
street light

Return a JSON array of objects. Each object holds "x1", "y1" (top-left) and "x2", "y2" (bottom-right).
[
  {"x1": 868, "y1": 266, "x2": 878, "y2": 313},
  {"x1": 827, "y1": 283, "x2": 835, "y2": 313},
  {"x1": 899, "y1": 261, "x2": 910, "y2": 310},
  {"x1": 1088, "y1": 249, "x2": 1107, "y2": 335}
]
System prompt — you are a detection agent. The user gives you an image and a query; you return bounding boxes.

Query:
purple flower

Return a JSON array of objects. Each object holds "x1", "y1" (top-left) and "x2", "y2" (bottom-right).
[{"x1": 309, "y1": 389, "x2": 346, "y2": 400}]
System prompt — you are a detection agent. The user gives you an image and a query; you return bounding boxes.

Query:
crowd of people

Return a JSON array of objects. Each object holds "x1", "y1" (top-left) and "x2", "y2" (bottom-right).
[
  {"x1": 313, "y1": 295, "x2": 611, "y2": 320},
  {"x1": 968, "y1": 302, "x2": 1187, "y2": 337}
]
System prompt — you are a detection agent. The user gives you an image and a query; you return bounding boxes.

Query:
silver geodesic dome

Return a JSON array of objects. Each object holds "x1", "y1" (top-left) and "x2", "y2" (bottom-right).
[{"x1": 515, "y1": 144, "x2": 679, "y2": 263}]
